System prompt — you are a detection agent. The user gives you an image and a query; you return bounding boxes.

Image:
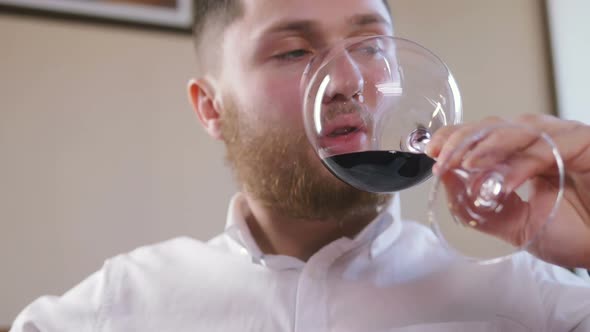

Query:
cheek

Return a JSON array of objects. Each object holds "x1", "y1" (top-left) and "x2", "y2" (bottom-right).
[
  {"x1": 229, "y1": 62, "x2": 307, "y2": 131},
  {"x1": 258, "y1": 69, "x2": 305, "y2": 125}
]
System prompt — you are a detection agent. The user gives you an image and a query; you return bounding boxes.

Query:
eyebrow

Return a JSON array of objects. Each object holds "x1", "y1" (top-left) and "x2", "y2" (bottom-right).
[
  {"x1": 262, "y1": 12, "x2": 391, "y2": 36},
  {"x1": 350, "y1": 13, "x2": 391, "y2": 27},
  {"x1": 265, "y1": 20, "x2": 318, "y2": 36}
]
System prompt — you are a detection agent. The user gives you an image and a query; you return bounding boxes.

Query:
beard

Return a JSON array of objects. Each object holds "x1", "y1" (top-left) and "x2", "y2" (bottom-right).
[{"x1": 220, "y1": 99, "x2": 392, "y2": 223}]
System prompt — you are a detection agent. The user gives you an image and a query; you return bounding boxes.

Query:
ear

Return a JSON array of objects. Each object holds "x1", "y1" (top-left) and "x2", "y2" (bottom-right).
[{"x1": 188, "y1": 78, "x2": 223, "y2": 140}]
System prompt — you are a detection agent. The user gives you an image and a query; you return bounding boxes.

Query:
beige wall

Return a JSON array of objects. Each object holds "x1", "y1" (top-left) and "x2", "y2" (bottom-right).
[
  {"x1": 0, "y1": 14, "x2": 236, "y2": 325},
  {"x1": 0, "y1": 0, "x2": 553, "y2": 325}
]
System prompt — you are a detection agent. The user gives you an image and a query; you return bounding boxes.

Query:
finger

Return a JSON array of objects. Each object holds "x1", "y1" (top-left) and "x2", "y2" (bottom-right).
[
  {"x1": 433, "y1": 114, "x2": 542, "y2": 152},
  {"x1": 503, "y1": 145, "x2": 558, "y2": 193},
  {"x1": 426, "y1": 124, "x2": 460, "y2": 158},
  {"x1": 461, "y1": 125, "x2": 540, "y2": 170},
  {"x1": 434, "y1": 117, "x2": 505, "y2": 174},
  {"x1": 512, "y1": 116, "x2": 590, "y2": 171},
  {"x1": 426, "y1": 122, "x2": 491, "y2": 159},
  {"x1": 549, "y1": 122, "x2": 590, "y2": 173},
  {"x1": 501, "y1": 126, "x2": 590, "y2": 193}
]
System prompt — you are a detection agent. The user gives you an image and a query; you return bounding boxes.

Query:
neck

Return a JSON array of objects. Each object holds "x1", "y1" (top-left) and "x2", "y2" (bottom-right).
[{"x1": 243, "y1": 195, "x2": 379, "y2": 261}]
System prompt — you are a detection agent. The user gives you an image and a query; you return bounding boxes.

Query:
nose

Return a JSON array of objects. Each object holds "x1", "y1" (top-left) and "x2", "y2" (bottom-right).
[{"x1": 322, "y1": 51, "x2": 364, "y2": 103}]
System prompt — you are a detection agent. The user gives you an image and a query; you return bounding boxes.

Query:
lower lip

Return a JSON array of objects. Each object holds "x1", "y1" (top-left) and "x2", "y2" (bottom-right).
[{"x1": 320, "y1": 130, "x2": 369, "y2": 156}]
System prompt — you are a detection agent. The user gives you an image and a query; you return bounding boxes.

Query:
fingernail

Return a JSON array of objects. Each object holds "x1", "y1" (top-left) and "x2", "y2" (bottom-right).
[
  {"x1": 461, "y1": 158, "x2": 474, "y2": 170},
  {"x1": 425, "y1": 144, "x2": 438, "y2": 158},
  {"x1": 432, "y1": 163, "x2": 440, "y2": 175},
  {"x1": 463, "y1": 154, "x2": 490, "y2": 170}
]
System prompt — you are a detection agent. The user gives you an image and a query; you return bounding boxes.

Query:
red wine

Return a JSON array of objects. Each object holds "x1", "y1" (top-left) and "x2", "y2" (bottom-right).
[{"x1": 322, "y1": 150, "x2": 435, "y2": 193}]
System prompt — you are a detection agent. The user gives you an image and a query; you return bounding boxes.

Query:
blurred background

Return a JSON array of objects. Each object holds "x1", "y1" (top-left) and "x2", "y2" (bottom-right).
[{"x1": 0, "y1": 0, "x2": 588, "y2": 327}]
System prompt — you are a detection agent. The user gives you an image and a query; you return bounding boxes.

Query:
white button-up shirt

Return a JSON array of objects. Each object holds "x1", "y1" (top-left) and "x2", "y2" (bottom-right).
[{"x1": 11, "y1": 194, "x2": 590, "y2": 331}]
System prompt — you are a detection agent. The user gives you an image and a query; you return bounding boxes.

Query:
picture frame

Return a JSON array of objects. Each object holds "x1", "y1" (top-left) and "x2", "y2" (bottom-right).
[{"x1": 0, "y1": 0, "x2": 193, "y2": 31}]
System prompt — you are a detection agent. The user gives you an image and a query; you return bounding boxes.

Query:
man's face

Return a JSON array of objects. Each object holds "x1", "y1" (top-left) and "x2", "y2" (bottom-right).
[{"x1": 218, "y1": 0, "x2": 394, "y2": 221}]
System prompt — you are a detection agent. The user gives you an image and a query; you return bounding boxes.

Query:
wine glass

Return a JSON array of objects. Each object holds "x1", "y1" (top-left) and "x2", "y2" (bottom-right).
[
  {"x1": 428, "y1": 124, "x2": 565, "y2": 263},
  {"x1": 300, "y1": 35, "x2": 565, "y2": 263}
]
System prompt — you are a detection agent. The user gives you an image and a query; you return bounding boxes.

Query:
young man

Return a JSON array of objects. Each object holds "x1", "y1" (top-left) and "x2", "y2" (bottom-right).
[{"x1": 12, "y1": 0, "x2": 590, "y2": 331}]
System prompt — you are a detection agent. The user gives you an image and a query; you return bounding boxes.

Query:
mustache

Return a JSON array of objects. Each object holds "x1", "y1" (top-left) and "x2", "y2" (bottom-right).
[{"x1": 322, "y1": 100, "x2": 373, "y2": 126}]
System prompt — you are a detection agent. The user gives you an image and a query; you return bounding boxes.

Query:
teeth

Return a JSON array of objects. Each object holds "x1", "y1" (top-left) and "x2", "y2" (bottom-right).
[{"x1": 331, "y1": 127, "x2": 357, "y2": 136}]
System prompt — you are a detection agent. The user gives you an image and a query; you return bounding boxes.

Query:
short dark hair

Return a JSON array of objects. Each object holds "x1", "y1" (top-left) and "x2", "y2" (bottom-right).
[
  {"x1": 192, "y1": 0, "x2": 242, "y2": 49},
  {"x1": 192, "y1": 0, "x2": 391, "y2": 36}
]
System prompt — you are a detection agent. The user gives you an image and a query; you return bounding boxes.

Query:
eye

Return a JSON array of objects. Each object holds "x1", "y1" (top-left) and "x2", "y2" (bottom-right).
[
  {"x1": 362, "y1": 45, "x2": 381, "y2": 55},
  {"x1": 351, "y1": 40, "x2": 384, "y2": 57},
  {"x1": 274, "y1": 49, "x2": 312, "y2": 62},
  {"x1": 358, "y1": 45, "x2": 383, "y2": 56}
]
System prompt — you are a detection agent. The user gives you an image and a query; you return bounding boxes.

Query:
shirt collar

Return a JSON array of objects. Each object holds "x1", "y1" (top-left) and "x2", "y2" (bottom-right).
[
  {"x1": 224, "y1": 194, "x2": 265, "y2": 262},
  {"x1": 223, "y1": 193, "x2": 404, "y2": 267}
]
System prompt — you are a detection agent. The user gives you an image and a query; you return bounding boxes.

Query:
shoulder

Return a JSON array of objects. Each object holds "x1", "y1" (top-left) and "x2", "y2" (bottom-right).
[
  {"x1": 97, "y1": 236, "x2": 256, "y2": 320},
  {"x1": 11, "y1": 234, "x2": 248, "y2": 331},
  {"x1": 107, "y1": 235, "x2": 243, "y2": 277},
  {"x1": 395, "y1": 219, "x2": 441, "y2": 252},
  {"x1": 108, "y1": 237, "x2": 209, "y2": 269}
]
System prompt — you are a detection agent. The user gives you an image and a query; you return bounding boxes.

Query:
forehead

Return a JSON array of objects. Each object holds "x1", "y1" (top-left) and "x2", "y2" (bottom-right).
[{"x1": 236, "y1": 0, "x2": 391, "y2": 36}]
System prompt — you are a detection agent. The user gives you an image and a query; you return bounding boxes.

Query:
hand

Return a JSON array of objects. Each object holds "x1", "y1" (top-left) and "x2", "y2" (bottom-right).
[{"x1": 426, "y1": 114, "x2": 590, "y2": 269}]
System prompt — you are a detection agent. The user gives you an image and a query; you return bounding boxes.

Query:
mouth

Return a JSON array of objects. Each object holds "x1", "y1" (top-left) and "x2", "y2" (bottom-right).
[
  {"x1": 327, "y1": 125, "x2": 362, "y2": 137},
  {"x1": 321, "y1": 112, "x2": 368, "y2": 137},
  {"x1": 319, "y1": 116, "x2": 370, "y2": 156}
]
